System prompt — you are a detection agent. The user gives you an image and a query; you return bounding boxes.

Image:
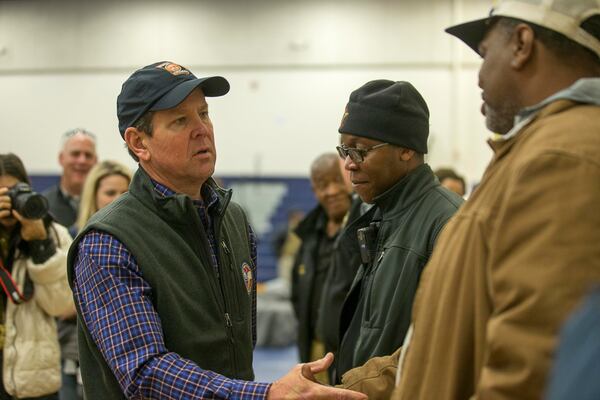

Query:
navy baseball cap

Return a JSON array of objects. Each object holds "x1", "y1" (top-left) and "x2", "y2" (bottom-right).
[{"x1": 117, "y1": 61, "x2": 230, "y2": 137}]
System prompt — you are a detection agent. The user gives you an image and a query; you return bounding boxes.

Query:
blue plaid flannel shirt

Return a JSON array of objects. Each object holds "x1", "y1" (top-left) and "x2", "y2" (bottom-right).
[{"x1": 72, "y1": 179, "x2": 270, "y2": 399}]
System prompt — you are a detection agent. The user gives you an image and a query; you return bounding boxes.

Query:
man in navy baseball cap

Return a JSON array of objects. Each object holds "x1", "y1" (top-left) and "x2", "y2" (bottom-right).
[{"x1": 69, "y1": 60, "x2": 367, "y2": 400}]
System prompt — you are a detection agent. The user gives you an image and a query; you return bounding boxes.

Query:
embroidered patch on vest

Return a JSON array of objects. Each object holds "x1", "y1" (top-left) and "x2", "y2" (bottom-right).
[{"x1": 241, "y1": 262, "x2": 253, "y2": 294}]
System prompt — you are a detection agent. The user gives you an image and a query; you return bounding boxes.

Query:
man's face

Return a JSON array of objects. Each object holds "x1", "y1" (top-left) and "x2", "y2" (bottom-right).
[
  {"x1": 311, "y1": 161, "x2": 351, "y2": 222},
  {"x1": 478, "y1": 21, "x2": 521, "y2": 135},
  {"x1": 141, "y1": 88, "x2": 216, "y2": 196},
  {"x1": 59, "y1": 133, "x2": 97, "y2": 194},
  {"x1": 340, "y1": 133, "x2": 408, "y2": 204}
]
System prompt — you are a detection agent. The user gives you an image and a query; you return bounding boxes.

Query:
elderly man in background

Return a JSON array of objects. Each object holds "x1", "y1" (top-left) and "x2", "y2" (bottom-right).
[
  {"x1": 44, "y1": 128, "x2": 98, "y2": 230},
  {"x1": 291, "y1": 152, "x2": 352, "y2": 383},
  {"x1": 340, "y1": 1, "x2": 600, "y2": 399}
]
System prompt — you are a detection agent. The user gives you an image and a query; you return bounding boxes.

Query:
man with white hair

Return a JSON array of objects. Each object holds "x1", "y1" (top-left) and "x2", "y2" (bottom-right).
[{"x1": 44, "y1": 128, "x2": 98, "y2": 229}]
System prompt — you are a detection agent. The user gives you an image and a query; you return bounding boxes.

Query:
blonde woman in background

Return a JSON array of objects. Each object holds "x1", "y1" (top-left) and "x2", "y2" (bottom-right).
[
  {"x1": 76, "y1": 160, "x2": 132, "y2": 232},
  {"x1": 59, "y1": 160, "x2": 131, "y2": 400}
]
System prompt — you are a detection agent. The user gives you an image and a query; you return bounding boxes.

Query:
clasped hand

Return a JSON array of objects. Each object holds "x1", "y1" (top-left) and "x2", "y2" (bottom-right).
[{"x1": 268, "y1": 352, "x2": 367, "y2": 400}]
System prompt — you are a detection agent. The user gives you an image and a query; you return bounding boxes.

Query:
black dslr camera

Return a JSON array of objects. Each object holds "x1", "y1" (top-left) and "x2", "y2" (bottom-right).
[{"x1": 7, "y1": 183, "x2": 49, "y2": 219}]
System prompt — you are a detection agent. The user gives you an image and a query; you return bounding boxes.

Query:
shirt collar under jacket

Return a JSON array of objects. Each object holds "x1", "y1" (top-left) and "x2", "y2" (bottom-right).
[{"x1": 494, "y1": 77, "x2": 600, "y2": 142}]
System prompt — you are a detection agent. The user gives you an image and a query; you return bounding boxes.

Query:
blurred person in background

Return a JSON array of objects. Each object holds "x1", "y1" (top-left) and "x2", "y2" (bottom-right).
[
  {"x1": 75, "y1": 160, "x2": 132, "y2": 232},
  {"x1": 545, "y1": 287, "x2": 600, "y2": 400},
  {"x1": 43, "y1": 129, "x2": 97, "y2": 232},
  {"x1": 43, "y1": 128, "x2": 97, "y2": 400},
  {"x1": 433, "y1": 167, "x2": 467, "y2": 197},
  {"x1": 291, "y1": 152, "x2": 352, "y2": 383},
  {"x1": 58, "y1": 160, "x2": 132, "y2": 399},
  {"x1": 272, "y1": 208, "x2": 304, "y2": 286},
  {"x1": 0, "y1": 153, "x2": 74, "y2": 399}
]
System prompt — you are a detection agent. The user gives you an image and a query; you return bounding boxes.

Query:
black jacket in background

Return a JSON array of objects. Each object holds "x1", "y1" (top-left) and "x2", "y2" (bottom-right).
[
  {"x1": 291, "y1": 205, "x2": 328, "y2": 363},
  {"x1": 43, "y1": 184, "x2": 78, "y2": 230}
]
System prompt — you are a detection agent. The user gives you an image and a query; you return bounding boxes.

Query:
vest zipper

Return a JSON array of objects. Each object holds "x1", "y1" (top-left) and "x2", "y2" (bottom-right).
[
  {"x1": 221, "y1": 240, "x2": 240, "y2": 373},
  {"x1": 217, "y1": 239, "x2": 240, "y2": 375}
]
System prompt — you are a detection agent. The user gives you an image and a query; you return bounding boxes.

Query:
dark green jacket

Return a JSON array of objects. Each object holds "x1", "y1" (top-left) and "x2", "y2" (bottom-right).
[
  {"x1": 67, "y1": 168, "x2": 255, "y2": 398},
  {"x1": 336, "y1": 164, "x2": 463, "y2": 379}
]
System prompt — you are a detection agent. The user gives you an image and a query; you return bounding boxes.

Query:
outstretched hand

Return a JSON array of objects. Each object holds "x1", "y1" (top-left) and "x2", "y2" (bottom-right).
[{"x1": 268, "y1": 353, "x2": 367, "y2": 400}]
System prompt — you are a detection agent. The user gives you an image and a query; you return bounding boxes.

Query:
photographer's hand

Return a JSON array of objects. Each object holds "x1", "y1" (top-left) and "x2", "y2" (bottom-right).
[
  {"x1": 0, "y1": 187, "x2": 12, "y2": 220},
  {"x1": 12, "y1": 210, "x2": 47, "y2": 241}
]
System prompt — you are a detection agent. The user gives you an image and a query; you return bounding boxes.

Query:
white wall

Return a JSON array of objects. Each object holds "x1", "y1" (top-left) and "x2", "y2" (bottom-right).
[{"x1": 0, "y1": 0, "x2": 494, "y2": 184}]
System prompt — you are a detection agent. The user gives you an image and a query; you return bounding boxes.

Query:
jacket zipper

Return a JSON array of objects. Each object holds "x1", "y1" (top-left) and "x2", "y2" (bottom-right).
[{"x1": 221, "y1": 240, "x2": 239, "y2": 373}]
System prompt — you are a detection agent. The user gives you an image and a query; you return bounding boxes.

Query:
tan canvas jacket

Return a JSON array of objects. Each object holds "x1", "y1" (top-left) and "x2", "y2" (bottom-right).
[{"x1": 341, "y1": 98, "x2": 600, "y2": 400}]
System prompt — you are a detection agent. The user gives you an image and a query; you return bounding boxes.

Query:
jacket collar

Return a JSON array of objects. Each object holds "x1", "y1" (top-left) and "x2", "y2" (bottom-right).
[
  {"x1": 128, "y1": 167, "x2": 232, "y2": 225},
  {"x1": 494, "y1": 77, "x2": 600, "y2": 143},
  {"x1": 487, "y1": 98, "x2": 588, "y2": 158},
  {"x1": 372, "y1": 163, "x2": 438, "y2": 219}
]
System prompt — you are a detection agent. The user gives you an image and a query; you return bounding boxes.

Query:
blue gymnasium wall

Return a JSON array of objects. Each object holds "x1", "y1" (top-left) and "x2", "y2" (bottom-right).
[{"x1": 30, "y1": 175, "x2": 316, "y2": 282}]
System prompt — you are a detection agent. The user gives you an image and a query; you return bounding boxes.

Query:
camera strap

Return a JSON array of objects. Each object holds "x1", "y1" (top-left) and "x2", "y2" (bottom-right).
[{"x1": 0, "y1": 258, "x2": 33, "y2": 305}]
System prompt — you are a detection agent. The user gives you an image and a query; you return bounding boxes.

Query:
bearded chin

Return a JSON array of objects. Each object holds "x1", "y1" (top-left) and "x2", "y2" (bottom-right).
[{"x1": 485, "y1": 104, "x2": 517, "y2": 135}]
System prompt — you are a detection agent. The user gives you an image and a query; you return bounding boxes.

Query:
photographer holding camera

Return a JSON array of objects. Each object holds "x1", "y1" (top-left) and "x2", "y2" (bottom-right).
[{"x1": 0, "y1": 153, "x2": 74, "y2": 399}]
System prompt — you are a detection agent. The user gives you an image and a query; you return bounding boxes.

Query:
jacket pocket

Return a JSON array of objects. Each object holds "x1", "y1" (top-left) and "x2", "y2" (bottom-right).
[{"x1": 364, "y1": 246, "x2": 425, "y2": 329}]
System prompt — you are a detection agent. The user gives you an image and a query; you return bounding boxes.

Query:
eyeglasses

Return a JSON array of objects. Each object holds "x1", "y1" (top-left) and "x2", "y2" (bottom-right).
[{"x1": 336, "y1": 142, "x2": 389, "y2": 164}]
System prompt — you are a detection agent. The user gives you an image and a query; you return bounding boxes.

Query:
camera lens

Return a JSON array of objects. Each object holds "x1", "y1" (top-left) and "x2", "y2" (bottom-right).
[
  {"x1": 15, "y1": 193, "x2": 49, "y2": 219},
  {"x1": 9, "y1": 184, "x2": 49, "y2": 220}
]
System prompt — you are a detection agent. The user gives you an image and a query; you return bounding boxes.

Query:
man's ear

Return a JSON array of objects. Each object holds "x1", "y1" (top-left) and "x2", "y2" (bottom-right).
[
  {"x1": 124, "y1": 127, "x2": 151, "y2": 162},
  {"x1": 399, "y1": 148, "x2": 415, "y2": 162},
  {"x1": 511, "y1": 23, "x2": 535, "y2": 69}
]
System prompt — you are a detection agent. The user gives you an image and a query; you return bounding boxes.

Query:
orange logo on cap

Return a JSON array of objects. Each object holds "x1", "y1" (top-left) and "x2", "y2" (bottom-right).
[{"x1": 155, "y1": 62, "x2": 191, "y2": 76}]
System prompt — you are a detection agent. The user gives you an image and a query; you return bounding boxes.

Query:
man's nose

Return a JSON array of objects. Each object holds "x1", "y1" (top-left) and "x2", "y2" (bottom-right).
[
  {"x1": 344, "y1": 155, "x2": 358, "y2": 170},
  {"x1": 191, "y1": 115, "x2": 209, "y2": 136},
  {"x1": 325, "y1": 183, "x2": 341, "y2": 196}
]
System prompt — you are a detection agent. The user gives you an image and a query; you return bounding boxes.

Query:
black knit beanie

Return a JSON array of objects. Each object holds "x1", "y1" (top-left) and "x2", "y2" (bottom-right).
[{"x1": 338, "y1": 80, "x2": 429, "y2": 153}]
